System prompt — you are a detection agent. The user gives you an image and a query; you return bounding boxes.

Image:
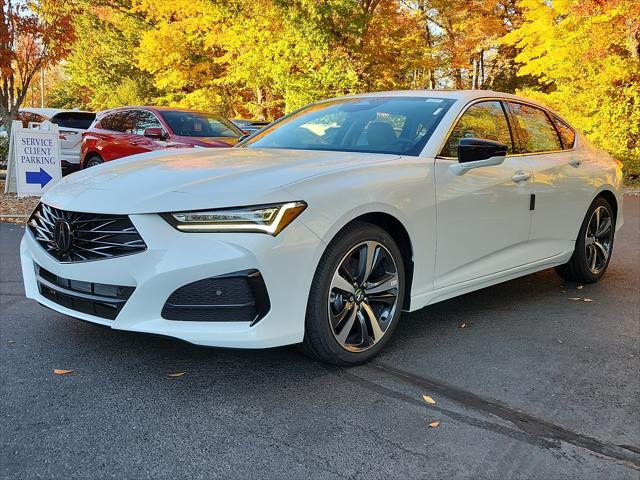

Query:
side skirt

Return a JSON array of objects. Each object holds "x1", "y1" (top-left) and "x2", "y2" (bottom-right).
[{"x1": 408, "y1": 249, "x2": 573, "y2": 312}]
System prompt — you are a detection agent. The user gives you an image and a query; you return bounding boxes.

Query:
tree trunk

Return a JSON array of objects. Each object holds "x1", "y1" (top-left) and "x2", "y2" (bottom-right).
[{"x1": 479, "y1": 49, "x2": 485, "y2": 89}]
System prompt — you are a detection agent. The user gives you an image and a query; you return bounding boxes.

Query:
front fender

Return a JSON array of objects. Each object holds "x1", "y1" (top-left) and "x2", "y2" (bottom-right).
[{"x1": 284, "y1": 156, "x2": 437, "y2": 297}]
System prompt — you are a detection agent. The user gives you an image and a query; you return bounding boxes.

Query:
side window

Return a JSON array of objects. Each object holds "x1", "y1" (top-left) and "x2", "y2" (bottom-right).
[
  {"x1": 99, "y1": 113, "x2": 115, "y2": 131},
  {"x1": 441, "y1": 101, "x2": 513, "y2": 158},
  {"x1": 509, "y1": 103, "x2": 562, "y2": 153},
  {"x1": 552, "y1": 116, "x2": 575, "y2": 150},
  {"x1": 109, "y1": 111, "x2": 137, "y2": 133},
  {"x1": 134, "y1": 111, "x2": 162, "y2": 135}
]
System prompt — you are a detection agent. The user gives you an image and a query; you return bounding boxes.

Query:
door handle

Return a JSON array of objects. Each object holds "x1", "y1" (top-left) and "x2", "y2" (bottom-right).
[
  {"x1": 511, "y1": 171, "x2": 532, "y2": 183},
  {"x1": 568, "y1": 159, "x2": 581, "y2": 167},
  {"x1": 129, "y1": 141, "x2": 139, "y2": 146}
]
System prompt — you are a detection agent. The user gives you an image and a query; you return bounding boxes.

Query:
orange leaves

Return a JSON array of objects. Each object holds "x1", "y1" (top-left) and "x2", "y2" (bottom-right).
[
  {"x1": 53, "y1": 369, "x2": 73, "y2": 375},
  {"x1": 422, "y1": 394, "x2": 436, "y2": 405}
]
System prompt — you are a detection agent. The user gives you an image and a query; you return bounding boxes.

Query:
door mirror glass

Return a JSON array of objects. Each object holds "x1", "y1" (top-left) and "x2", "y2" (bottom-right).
[
  {"x1": 458, "y1": 137, "x2": 508, "y2": 163},
  {"x1": 144, "y1": 127, "x2": 165, "y2": 139}
]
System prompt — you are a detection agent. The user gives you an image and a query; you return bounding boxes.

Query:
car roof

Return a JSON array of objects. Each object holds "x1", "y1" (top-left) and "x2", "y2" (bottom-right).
[
  {"x1": 98, "y1": 106, "x2": 224, "y2": 116},
  {"x1": 331, "y1": 89, "x2": 514, "y2": 100},
  {"x1": 20, "y1": 108, "x2": 94, "y2": 117},
  {"x1": 316, "y1": 89, "x2": 566, "y2": 122},
  {"x1": 326, "y1": 89, "x2": 546, "y2": 107},
  {"x1": 19, "y1": 107, "x2": 64, "y2": 118}
]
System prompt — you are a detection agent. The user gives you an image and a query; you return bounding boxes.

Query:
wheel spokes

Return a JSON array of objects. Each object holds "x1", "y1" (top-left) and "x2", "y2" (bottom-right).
[
  {"x1": 585, "y1": 205, "x2": 613, "y2": 275},
  {"x1": 366, "y1": 274, "x2": 398, "y2": 294},
  {"x1": 335, "y1": 306, "x2": 359, "y2": 345},
  {"x1": 331, "y1": 300, "x2": 354, "y2": 329},
  {"x1": 331, "y1": 270, "x2": 355, "y2": 295},
  {"x1": 357, "y1": 241, "x2": 380, "y2": 284},
  {"x1": 360, "y1": 302, "x2": 385, "y2": 343},
  {"x1": 328, "y1": 240, "x2": 400, "y2": 352},
  {"x1": 593, "y1": 240, "x2": 609, "y2": 263},
  {"x1": 595, "y1": 216, "x2": 611, "y2": 237}
]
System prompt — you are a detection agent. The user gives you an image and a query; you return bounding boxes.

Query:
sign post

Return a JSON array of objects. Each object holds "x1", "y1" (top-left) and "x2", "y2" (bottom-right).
[{"x1": 4, "y1": 120, "x2": 62, "y2": 197}]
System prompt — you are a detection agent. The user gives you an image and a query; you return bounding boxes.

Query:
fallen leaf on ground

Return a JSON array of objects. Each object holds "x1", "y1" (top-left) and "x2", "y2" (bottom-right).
[
  {"x1": 428, "y1": 421, "x2": 440, "y2": 428},
  {"x1": 569, "y1": 297, "x2": 582, "y2": 301},
  {"x1": 53, "y1": 369, "x2": 73, "y2": 375},
  {"x1": 458, "y1": 323, "x2": 466, "y2": 329},
  {"x1": 8, "y1": 340, "x2": 15, "y2": 344},
  {"x1": 167, "y1": 372, "x2": 186, "y2": 377},
  {"x1": 583, "y1": 298, "x2": 594, "y2": 302},
  {"x1": 558, "y1": 339, "x2": 563, "y2": 344},
  {"x1": 577, "y1": 285, "x2": 584, "y2": 290},
  {"x1": 422, "y1": 394, "x2": 436, "y2": 405}
]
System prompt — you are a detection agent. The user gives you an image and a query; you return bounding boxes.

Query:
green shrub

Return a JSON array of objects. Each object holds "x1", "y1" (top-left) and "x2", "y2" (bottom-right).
[{"x1": 0, "y1": 136, "x2": 8, "y2": 169}]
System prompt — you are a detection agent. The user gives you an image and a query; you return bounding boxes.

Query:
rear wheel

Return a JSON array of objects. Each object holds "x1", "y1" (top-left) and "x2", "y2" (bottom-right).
[
  {"x1": 302, "y1": 222, "x2": 405, "y2": 365},
  {"x1": 84, "y1": 155, "x2": 103, "y2": 168},
  {"x1": 555, "y1": 197, "x2": 615, "y2": 283}
]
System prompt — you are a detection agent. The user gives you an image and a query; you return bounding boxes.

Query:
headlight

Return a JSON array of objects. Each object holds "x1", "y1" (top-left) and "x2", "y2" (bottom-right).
[{"x1": 161, "y1": 201, "x2": 307, "y2": 235}]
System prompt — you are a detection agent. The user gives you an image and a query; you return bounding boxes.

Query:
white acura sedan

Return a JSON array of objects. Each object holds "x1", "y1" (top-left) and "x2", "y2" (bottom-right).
[{"x1": 21, "y1": 90, "x2": 624, "y2": 365}]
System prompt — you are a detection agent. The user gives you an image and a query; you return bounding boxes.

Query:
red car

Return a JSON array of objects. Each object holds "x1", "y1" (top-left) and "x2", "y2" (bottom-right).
[{"x1": 80, "y1": 106, "x2": 243, "y2": 168}]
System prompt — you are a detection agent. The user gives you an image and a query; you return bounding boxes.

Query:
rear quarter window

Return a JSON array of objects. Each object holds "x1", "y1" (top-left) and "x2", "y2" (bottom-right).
[{"x1": 552, "y1": 116, "x2": 576, "y2": 149}]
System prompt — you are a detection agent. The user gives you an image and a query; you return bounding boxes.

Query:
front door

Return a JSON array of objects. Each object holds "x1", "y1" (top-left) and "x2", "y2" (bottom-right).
[
  {"x1": 131, "y1": 110, "x2": 168, "y2": 154},
  {"x1": 434, "y1": 100, "x2": 533, "y2": 288}
]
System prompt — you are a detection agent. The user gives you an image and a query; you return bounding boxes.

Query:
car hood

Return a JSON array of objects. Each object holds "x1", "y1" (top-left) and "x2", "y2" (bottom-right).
[{"x1": 43, "y1": 147, "x2": 399, "y2": 214}]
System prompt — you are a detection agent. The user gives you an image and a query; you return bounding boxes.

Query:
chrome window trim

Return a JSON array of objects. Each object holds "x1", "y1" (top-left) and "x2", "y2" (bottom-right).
[{"x1": 435, "y1": 96, "x2": 577, "y2": 161}]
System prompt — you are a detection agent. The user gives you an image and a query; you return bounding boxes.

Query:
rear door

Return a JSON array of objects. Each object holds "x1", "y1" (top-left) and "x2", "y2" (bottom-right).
[
  {"x1": 105, "y1": 110, "x2": 141, "y2": 160},
  {"x1": 506, "y1": 102, "x2": 590, "y2": 261},
  {"x1": 434, "y1": 100, "x2": 533, "y2": 288}
]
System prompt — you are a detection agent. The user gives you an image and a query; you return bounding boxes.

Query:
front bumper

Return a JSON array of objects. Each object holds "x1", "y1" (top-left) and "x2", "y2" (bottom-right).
[{"x1": 21, "y1": 213, "x2": 325, "y2": 348}]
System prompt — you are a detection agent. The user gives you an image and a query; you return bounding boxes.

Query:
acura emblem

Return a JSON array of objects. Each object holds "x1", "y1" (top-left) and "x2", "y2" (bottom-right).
[{"x1": 53, "y1": 219, "x2": 73, "y2": 253}]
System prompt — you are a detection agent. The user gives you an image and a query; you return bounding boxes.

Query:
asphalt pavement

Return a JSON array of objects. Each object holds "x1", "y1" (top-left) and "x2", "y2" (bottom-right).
[{"x1": 1, "y1": 196, "x2": 639, "y2": 480}]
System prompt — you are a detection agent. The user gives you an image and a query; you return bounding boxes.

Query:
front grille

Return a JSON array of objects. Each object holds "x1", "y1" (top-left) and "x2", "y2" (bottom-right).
[
  {"x1": 28, "y1": 203, "x2": 146, "y2": 262},
  {"x1": 35, "y1": 264, "x2": 135, "y2": 320},
  {"x1": 161, "y1": 270, "x2": 270, "y2": 323}
]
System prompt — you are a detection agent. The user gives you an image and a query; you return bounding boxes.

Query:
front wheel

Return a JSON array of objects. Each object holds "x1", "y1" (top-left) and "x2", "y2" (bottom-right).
[
  {"x1": 555, "y1": 197, "x2": 615, "y2": 283},
  {"x1": 302, "y1": 222, "x2": 405, "y2": 365}
]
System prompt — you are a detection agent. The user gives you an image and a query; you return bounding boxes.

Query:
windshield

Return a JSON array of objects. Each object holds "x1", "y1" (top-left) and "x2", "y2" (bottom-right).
[
  {"x1": 160, "y1": 111, "x2": 241, "y2": 138},
  {"x1": 243, "y1": 96, "x2": 455, "y2": 156}
]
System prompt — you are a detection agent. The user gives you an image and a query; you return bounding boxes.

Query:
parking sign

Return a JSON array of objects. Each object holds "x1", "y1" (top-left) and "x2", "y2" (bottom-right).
[{"x1": 10, "y1": 122, "x2": 62, "y2": 197}]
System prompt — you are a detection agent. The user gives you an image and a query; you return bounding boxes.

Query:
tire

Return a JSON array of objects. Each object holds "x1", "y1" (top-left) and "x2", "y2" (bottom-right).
[
  {"x1": 84, "y1": 155, "x2": 103, "y2": 168},
  {"x1": 555, "y1": 197, "x2": 615, "y2": 284},
  {"x1": 301, "y1": 221, "x2": 405, "y2": 365}
]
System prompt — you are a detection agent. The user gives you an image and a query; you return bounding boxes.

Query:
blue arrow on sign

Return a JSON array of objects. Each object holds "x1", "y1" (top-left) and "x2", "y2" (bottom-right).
[{"x1": 25, "y1": 168, "x2": 53, "y2": 188}]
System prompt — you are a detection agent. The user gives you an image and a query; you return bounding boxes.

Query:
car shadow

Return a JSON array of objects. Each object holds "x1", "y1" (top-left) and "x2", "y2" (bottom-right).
[{"x1": 48, "y1": 266, "x2": 570, "y2": 381}]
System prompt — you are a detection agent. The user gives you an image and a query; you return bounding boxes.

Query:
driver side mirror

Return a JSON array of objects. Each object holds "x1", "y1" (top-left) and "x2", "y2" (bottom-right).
[
  {"x1": 450, "y1": 138, "x2": 508, "y2": 175},
  {"x1": 144, "y1": 127, "x2": 165, "y2": 140}
]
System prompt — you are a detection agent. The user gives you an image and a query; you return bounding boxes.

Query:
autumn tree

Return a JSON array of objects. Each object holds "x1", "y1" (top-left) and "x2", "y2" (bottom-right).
[
  {"x1": 0, "y1": 0, "x2": 76, "y2": 135},
  {"x1": 503, "y1": 0, "x2": 640, "y2": 169}
]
